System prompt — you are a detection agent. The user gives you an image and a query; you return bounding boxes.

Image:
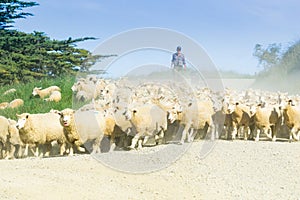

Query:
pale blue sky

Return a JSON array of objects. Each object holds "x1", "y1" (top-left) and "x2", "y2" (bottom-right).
[{"x1": 14, "y1": 0, "x2": 300, "y2": 75}]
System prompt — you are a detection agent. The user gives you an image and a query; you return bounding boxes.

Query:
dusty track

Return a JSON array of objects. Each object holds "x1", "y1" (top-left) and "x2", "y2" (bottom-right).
[{"x1": 1, "y1": 140, "x2": 300, "y2": 199}]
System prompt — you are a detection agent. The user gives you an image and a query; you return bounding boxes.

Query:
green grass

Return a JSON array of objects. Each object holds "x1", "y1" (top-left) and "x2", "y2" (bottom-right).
[{"x1": 0, "y1": 75, "x2": 76, "y2": 120}]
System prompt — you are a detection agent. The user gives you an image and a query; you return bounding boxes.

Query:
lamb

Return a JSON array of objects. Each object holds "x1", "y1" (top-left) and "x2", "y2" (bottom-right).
[
  {"x1": 44, "y1": 90, "x2": 62, "y2": 102},
  {"x1": 32, "y1": 86, "x2": 61, "y2": 99},
  {"x1": 16, "y1": 112, "x2": 67, "y2": 157},
  {"x1": 123, "y1": 103, "x2": 167, "y2": 149},
  {"x1": 8, "y1": 98, "x2": 24, "y2": 109},
  {"x1": 250, "y1": 103, "x2": 280, "y2": 142},
  {"x1": 57, "y1": 108, "x2": 106, "y2": 154}
]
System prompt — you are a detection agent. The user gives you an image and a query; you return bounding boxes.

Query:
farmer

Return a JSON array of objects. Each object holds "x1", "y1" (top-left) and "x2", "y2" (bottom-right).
[{"x1": 171, "y1": 46, "x2": 187, "y2": 71}]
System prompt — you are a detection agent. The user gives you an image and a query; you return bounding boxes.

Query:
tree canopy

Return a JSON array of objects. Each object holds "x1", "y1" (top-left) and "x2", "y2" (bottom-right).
[
  {"x1": 0, "y1": 0, "x2": 38, "y2": 29},
  {"x1": 0, "y1": 0, "x2": 106, "y2": 85}
]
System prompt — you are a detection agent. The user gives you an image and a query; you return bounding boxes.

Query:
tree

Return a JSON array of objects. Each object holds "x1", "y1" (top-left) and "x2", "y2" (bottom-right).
[
  {"x1": 0, "y1": 29, "x2": 106, "y2": 84},
  {"x1": 0, "y1": 0, "x2": 38, "y2": 29},
  {"x1": 0, "y1": 0, "x2": 110, "y2": 85},
  {"x1": 253, "y1": 43, "x2": 282, "y2": 71}
]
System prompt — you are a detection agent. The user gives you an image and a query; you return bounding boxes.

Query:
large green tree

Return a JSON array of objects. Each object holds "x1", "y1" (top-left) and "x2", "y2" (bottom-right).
[{"x1": 0, "y1": 0, "x2": 106, "y2": 85}]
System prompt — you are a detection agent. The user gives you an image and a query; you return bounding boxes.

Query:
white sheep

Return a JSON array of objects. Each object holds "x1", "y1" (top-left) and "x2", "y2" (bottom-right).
[
  {"x1": 0, "y1": 102, "x2": 9, "y2": 109},
  {"x1": 16, "y1": 112, "x2": 67, "y2": 157},
  {"x1": 3, "y1": 88, "x2": 16, "y2": 96},
  {"x1": 44, "y1": 91, "x2": 62, "y2": 102},
  {"x1": 123, "y1": 103, "x2": 168, "y2": 149},
  {"x1": 57, "y1": 108, "x2": 106, "y2": 154},
  {"x1": 8, "y1": 99, "x2": 24, "y2": 109},
  {"x1": 6, "y1": 119, "x2": 23, "y2": 159},
  {"x1": 0, "y1": 116, "x2": 10, "y2": 159},
  {"x1": 32, "y1": 86, "x2": 61, "y2": 99}
]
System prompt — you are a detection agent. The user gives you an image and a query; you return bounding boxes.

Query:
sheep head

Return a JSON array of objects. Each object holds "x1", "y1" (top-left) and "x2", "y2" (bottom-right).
[
  {"x1": 58, "y1": 108, "x2": 75, "y2": 127},
  {"x1": 16, "y1": 113, "x2": 30, "y2": 129}
]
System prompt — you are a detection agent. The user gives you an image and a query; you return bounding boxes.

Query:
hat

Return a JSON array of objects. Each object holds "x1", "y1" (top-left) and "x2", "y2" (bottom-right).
[{"x1": 176, "y1": 46, "x2": 181, "y2": 51}]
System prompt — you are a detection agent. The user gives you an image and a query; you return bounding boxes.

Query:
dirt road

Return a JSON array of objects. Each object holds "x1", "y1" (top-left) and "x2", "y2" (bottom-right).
[{"x1": 1, "y1": 140, "x2": 300, "y2": 200}]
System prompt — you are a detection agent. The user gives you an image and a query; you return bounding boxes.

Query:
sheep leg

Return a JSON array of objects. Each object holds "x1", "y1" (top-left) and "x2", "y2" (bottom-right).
[
  {"x1": 59, "y1": 143, "x2": 66, "y2": 156},
  {"x1": 43, "y1": 143, "x2": 51, "y2": 157},
  {"x1": 5, "y1": 144, "x2": 15, "y2": 160},
  {"x1": 296, "y1": 130, "x2": 300, "y2": 141},
  {"x1": 264, "y1": 127, "x2": 272, "y2": 139},
  {"x1": 245, "y1": 126, "x2": 250, "y2": 140},
  {"x1": 91, "y1": 135, "x2": 103, "y2": 154},
  {"x1": 109, "y1": 134, "x2": 116, "y2": 152},
  {"x1": 289, "y1": 127, "x2": 298, "y2": 142},
  {"x1": 254, "y1": 128, "x2": 260, "y2": 142},
  {"x1": 0, "y1": 143, "x2": 4, "y2": 159},
  {"x1": 138, "y1": 139, "x2": 143, "y2": 149},
  {"x1": 142, "y1": 136, "x2": 150, "y2": 145},
  {"x1": 212, "y1": 124, "x2": 218, "y2": 140},
  {"x1": 74, "y1": 140, "x2": 85, "y2": 153},
  {"x1": 231, "y1": 126, "x2": 237, "y2": 140},
  {"x1": 187, "y1": 128, "x2": 195, "y2": 143},
  {"x1": 129, "y1": 133, "x2": 142, "y2": 149},
  {"x1": 156, "y1": 130, "x2": 165, "y2": 145},
  {"x1": 24, "y1": 144, "x2": 29, "y2": 157},
  {"x1": 210, "y1": 124, "x2": 216, "y2": 140},
  {"x1": 272, "y1": 125, "x2": 278, "y2": 142},
  {"x1": 34, "y1": 145, "x2": 39, "y2": 157},
  {"x1": 180, "y1": 125, "x2": 190, "y2": 144}
]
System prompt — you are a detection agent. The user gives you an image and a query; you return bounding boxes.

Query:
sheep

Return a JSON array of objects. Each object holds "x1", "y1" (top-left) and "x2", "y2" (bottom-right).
[
  {"x1": 280, "y1": 100, "x2": 300, "y2": 142},
  {"x1": 32, "y1": 86, "x2": 61, "y2": 99},
  {"x1": 16, "y1": 112, "x2": 67, "y2": 157},
  {"x1": 8, "y1": 98, "x2": 24, "y2": 109},
  {"x1": 123, "y1": 103, "x2": 167, "y2": 149},
  {"x1": 168, "y1": 99, "x2": 215, "y2": 144},
  {"x1": 6, "y1": 119, "x2": 23, "y2": 159},
  {"x1": 71, "y1": 79, "x2": 100, "y2": 100},
  {"x1": 250, "y1": 103, "x2": 280, "y2": 142},
  {"x1": 57, "y1": 108, "x2": 106, "y2": 154},
  {"x1": 44, "y1": 91, "x2": 62, "y2": 102},
  {"x1": 75, "y1": 90, "x2": 93, "y2": 102},
  {"x1": 227, "y1": 101, "x2": 252, "y2": 140},
  {"x1": 3, "y1": 88, "x2": 16, "y2": 96},
  {"x1": 0, "y1": 116, "x2": 10, "y2": 159},
  {"x1": 0, "y1": 102, "x2": 9, "y2": 109},
  {"x1": 212, "y1": 108, "x2": 233, "y2": 140}
]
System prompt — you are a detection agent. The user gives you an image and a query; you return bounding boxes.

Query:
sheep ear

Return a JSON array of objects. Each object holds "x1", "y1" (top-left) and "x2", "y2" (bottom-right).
[{"x1": 16, "y1": 114, "x2": 20, "y2": 117}]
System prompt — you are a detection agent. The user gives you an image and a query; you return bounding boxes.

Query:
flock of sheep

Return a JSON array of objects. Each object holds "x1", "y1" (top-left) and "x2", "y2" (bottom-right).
[{"x1": 0, "y1": 74, "x2": 300, "y2": 160}]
